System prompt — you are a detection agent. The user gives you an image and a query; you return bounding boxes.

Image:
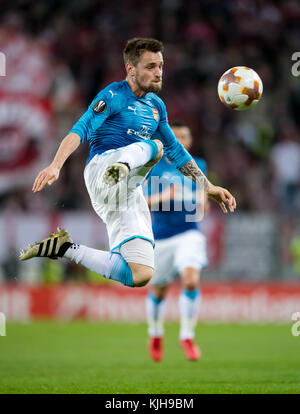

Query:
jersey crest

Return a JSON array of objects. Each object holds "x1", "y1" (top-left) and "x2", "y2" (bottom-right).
[{"x1": 152, "y1": 108, "x2": 159, "y2": 122}]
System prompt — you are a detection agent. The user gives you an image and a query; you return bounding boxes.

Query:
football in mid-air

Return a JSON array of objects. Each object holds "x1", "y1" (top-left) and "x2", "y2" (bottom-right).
[{"x1": 217, "y1": 66, "x2": 263, "y2": 110}]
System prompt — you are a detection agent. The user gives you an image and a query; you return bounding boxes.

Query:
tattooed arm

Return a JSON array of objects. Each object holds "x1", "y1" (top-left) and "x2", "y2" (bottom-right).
[
  {"x1": 179, "y1": 159, "x2": 210, "y2": 191},
  {"x1": 179, "y1": 159, "x2": 236, "y2": 214}
]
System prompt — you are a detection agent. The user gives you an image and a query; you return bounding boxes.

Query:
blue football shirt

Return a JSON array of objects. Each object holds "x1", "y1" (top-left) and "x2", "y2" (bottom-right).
[
  {"x1": 144, "y1": 156, "x2": 207, "y2": 240},
  {"x1": 69, "y1": 80, "x2": 192, "y2": 168}
]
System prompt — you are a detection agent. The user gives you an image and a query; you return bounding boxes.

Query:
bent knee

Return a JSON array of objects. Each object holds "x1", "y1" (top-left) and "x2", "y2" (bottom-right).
[
  {"x1": 134, "y1": 267, "x2": 153, "y2": 287},
  {"x1": 153, "y1": 139, "x2": 163, "y2": 153},
  {"x1": 183, "y1": 280, "x2": 198, "y2": 291},
  {"x1": 144, "y1": 140, "x2": 164, "y2": 167},
  {"x1": 181, "y1": 268, "x2": 200, "y2": 290},
  {"x1": 130, "y1": 263, "x2": 153, "y2": 287},
  {"x1": 153, "y1": 139, "x2": 164, "y2": 160},
  {"x1": 151, "y1": 285, "x2": 168, "y2": 300}
]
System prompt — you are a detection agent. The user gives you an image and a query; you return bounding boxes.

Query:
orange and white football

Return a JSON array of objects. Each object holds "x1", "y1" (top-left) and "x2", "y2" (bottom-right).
[{"x1": 218, "y1": 66, "x2": 263, "y2": 110}]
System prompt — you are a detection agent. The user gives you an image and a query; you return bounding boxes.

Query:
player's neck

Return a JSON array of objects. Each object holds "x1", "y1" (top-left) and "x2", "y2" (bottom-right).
[{"x1": 126, "y1": 77, "x2": 146, "y2": 98}]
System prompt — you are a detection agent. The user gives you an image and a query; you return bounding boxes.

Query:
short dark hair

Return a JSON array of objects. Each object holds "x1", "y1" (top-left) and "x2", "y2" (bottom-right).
[{"x1": 123, "y1": 37, "x2": 163, "y2": 66}]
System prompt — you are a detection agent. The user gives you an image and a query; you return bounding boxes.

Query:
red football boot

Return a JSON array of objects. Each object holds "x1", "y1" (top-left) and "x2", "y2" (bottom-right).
[
  {"x1": 180, "y1": 339, "x2": 201, "y2": 361},
  {"x1": 149, "y1": 336, "x2": 163, "y2": 362}
]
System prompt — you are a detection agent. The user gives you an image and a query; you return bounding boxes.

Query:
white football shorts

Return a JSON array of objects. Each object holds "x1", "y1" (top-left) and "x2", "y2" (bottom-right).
[
  {"x1": 84, "y1": 148, "x2": 154, "y2": 253},
  {"x1": 151, "y1": 229, "x2": 208, "y2": 286}
]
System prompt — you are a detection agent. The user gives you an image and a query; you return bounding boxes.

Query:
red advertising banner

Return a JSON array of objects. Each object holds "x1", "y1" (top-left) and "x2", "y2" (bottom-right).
[{"x1": 0, "y1": 282, "x2": 300, "y2": 322}]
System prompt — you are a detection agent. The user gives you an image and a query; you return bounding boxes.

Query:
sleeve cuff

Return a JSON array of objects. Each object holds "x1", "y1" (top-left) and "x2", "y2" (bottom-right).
[{"x1": 69, "y1": 128, "x2": 85, "y2": 144}]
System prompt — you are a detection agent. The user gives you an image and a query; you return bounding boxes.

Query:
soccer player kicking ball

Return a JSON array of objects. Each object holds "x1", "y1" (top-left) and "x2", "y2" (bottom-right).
[
  {"x1": 145, "y1": 122, "x2": 209, "y2": 362},
  {"x1": 20, "y1": 37, "x2": 236, "y2": 290}
]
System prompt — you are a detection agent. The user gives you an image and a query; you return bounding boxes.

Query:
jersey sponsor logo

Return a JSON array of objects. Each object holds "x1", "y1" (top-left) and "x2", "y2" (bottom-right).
[
  {"x1": 93, "y1": 100, "x2": 106, "y2": 113},
  {"x1": 152, "y1": 108, "x2": 159, "y2": 122},
  {"x1": 127, "y1": 126, "x2": 151, "y2": 139}
]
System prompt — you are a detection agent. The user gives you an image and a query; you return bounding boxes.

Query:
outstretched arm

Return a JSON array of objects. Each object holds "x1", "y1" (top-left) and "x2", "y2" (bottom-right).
[
  {"x1": 156, "y1": 100, "x2": 236, "y2": 213},
  {"x1": 32, "y1": 132, "x2": 81, "y2": 193},
  {"x1": 179, "y1": 159, "x2": 236, "y2": 214},
  {"x1": 32, "y1": 84, "x2": 119, "y2": 193}
]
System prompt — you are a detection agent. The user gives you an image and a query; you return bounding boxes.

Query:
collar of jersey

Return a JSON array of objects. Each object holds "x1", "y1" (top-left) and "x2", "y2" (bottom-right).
[{"x1": 124, "y1": 79, "x2": 154, "y2": 105}]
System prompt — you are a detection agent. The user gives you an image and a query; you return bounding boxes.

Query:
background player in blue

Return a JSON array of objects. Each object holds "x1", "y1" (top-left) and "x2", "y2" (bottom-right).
[
  {"x1": 19, "y1": 38, "x2": 236, "y2": 290},
  {"x1": 145, "y1": 122, "x2": 209, "y2": 361}
]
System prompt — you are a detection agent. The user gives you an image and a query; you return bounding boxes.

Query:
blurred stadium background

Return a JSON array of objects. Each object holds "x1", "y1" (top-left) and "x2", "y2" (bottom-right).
[{"x1": 1, "y1": 0, "x2": 300, "y2": 394}]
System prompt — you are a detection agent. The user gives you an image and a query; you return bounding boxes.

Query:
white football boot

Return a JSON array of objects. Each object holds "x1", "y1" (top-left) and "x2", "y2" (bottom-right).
[{"x1": 103, "y1": 162, "x2": 130, "y2": 187}]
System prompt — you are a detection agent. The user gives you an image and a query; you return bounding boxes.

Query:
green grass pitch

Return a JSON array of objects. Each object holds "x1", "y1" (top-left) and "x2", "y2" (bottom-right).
[{"x1": 0, "y1": 321, "x2": 300, "y2": 394}]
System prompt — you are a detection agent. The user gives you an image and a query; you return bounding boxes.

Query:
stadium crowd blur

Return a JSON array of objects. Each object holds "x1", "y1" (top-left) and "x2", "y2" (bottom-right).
[{"x1": 1, "y1": 0, "x2": 300, "y2": 282}]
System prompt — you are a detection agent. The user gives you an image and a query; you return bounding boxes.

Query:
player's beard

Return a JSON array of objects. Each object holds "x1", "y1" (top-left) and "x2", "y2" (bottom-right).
[{"x1": 136, "y1": 77, "x2": 162, "y2": 93}]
